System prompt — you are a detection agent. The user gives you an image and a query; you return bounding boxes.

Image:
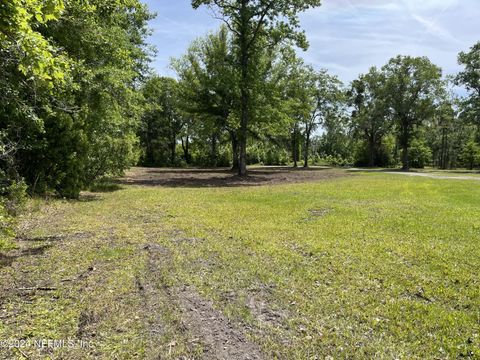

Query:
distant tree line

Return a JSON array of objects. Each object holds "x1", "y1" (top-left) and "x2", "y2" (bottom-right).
[{"x1": 139, "y1": 26, "x2": 480, "y2": 173}]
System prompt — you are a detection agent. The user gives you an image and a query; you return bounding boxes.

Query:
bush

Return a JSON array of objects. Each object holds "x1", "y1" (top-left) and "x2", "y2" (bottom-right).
[
  {"x1": 0, "y1": 176, "x2": 27, "y2": 251},
  {"x1": 247, "y1": 144, "x2": 290, "y2": 166},
  {"x1": 409, "y1": 139, "x2": 433, "y2": 169},
  {"x1": 0, "y1": 203, "x2": 16, "y2": 251},
  {"x1": 460, "y1": 140, "x2": 480, "y2": 170},
  {"x1": 319, "y1": 154, "x2": 354, "y2": 167},
  {"x1": 353, "y1": 136, "x2": 396, "y2": 167}
]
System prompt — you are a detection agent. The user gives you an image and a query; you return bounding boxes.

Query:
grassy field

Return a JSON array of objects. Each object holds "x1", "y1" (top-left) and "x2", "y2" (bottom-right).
[{"x1": 0, "y1": 168, "x2": 479, "y2": 359}]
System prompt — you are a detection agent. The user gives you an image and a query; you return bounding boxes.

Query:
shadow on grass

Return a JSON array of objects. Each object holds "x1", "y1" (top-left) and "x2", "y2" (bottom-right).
[
  {"x1": 118, "y1": 166, "x2": 345, "y2": 188},
  {"x1": 0, "y1": 244, "x2": 53, "y2": 268},
  {"x1": 89, "y1": 178, "x2": 124, "y2": 193}
]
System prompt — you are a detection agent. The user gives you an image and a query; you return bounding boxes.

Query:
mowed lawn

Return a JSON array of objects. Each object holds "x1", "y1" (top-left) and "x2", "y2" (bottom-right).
[{"x1": 1, "y1": 170, "x2": 479, "y2": 359}]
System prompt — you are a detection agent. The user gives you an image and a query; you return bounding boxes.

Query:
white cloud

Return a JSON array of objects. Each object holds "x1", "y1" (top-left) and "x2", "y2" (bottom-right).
[
  {"x1": 410, "y1": 14, "x2": 459, "y2": 44},
  {"x1": 401, "y1": 0, "x2": 458, "y2": 12},
  {"x1": 143, "y1": 0, "x2": 479, "y2": 85}
]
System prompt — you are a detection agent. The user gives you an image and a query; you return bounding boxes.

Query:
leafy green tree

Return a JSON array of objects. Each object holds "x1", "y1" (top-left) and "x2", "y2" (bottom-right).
[
  {"x1": 317, "y1": 113, "x2": 351, "y2": 163},
  {"x1": 140, "y1": 76, "x2": 186, "y2": 166},
  {"x1": 461, "y1": 139, "x2": 480, "y2": 170},
  {"x1": 275, "y1": 54, "x2": 313, "y2": 167},
  {"x1": 1, "y1": 0, "x2": 153, "y2": 198},
  {"x1": 408, "y1": 138, "x2": 432, "y2": 168},
  {"x1": 0, "y1": 0, "x2": 70, "y2": 84},
  {"x1": 456, "y1": 42, "x2": 480, "y2": 139},
  {"x1": 382, "y1": 56, "x2": 443, "y2": 170},
  {"x1": 349, "y1": 67, "x2": 391, "y2": 167},
  {"x1": 305, "y1": 70, "x2": 345, "y2": 167},
  {"x1": 192, "y1": 0, "x2": 322, "y2": 176},
  {"x1": 172, "y1": 26, "x2": 239, "y2": 168},
  {"x1": 424, "y1": 100, "x2": 459, "y2": 169}
]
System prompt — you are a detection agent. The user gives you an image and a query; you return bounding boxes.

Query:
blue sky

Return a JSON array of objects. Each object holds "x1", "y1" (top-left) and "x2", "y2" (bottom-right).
[{"x1": 143, "y1": 0, "x2": 480, "y2": 84}]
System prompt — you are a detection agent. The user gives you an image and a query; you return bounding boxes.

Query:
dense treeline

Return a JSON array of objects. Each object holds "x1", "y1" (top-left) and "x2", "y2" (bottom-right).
[
  {"x1": 1, "y1": 0, "x2": 152, "y2": 245},
  {"x1": 1, "y1": 0, "x2": 479, "y2": 244},
  {"x1": 139, "y1": 28, "x2": 480, "y2": 173}
]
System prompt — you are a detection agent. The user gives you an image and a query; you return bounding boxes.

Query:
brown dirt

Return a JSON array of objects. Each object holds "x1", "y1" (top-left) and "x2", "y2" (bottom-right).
[
  {"x1": 119, "y1": 166, "x2": 348, "y2": 188},
  {"x1": 176, "y1": 286, "x2": 264, "y2": 360},
  {"x1": 142, "y1": 242, "x2": 265, "y2": 360}
]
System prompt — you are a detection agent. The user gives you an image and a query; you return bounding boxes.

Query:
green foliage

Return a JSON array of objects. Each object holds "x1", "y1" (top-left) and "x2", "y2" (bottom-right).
[
  {"x1": 382, "y1": 56, "x2": 443, "y2": 169},
  {"x1": 0, "y1": 173, "x2": 27, "y2": 249},
  {"x1": 140, "y1": 76, "x2": 186, "y2": 167},
  {"x1": 192, "y1": 0, "x2": 323, "y2": 175},
  {"x1": 456, "y1": 42, "x2": 480, "y2": 141},
  {"x1": 247, "y1": 143, "x2": 290, "y2": 166},
  {"x1": 354, "y1": 135, "x2": 396, "y2": 167},
  {"x1": 461, "y1": 139, "x2": 480, "y2": 170},
  {"x1": 0, "y1": 0, "x2": 69, "y2": 85},
  {"x1": 171, "y1": 26, "x2": 238, "y2": 168},
  {"x1": 1, "y1": 0, "x2": 153, "y2": 198},
  {"x1": 456, "y1": 42, "x2": 480, "y2": 95},
  {"x1": 349, "y1": 67, "x2": 391, "y2": 167},
  {"x1": 408, "y1": 138, "x2": 433, "y2": 168}
]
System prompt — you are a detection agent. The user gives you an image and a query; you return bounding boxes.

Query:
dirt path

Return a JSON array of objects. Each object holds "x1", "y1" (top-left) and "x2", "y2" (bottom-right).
[
  {"x1": 142, "y1": 242, "x2": 264, "y2": 359},
  {"x1": 0, "y1": 198, "x2": 266, "y2": 359},
  {"x1": 176, "y1": 286, "x2": 263, "y2": 360}
]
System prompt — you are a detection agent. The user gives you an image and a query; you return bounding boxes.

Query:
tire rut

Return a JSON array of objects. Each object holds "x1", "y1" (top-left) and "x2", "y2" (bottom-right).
[{"x1": 142, "y1": 243, "x2": 264, "y2": 360}]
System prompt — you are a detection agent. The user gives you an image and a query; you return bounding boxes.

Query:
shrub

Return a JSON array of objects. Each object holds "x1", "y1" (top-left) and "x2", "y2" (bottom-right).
[
  {"x1": 409, "y1": 139, "x2": 433, "y2": 169},
  {"x1": 460, "y1": 140, "x2": 480, "y2": 170},
  {"x1": 0, "y1": 176, "x2": 27, "y2": 251}
]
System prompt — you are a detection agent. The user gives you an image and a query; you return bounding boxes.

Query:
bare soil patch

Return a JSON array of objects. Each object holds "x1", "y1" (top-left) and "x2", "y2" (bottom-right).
[
  {"x1": 119, "y1": 166, "x2": 347, "y2": 188},
  {"x1": 176, "y1": 286, "x2": 264, "y2": 360},
  {"x1": 143, "y1": 242, "x2": 265, "y2": 359}
]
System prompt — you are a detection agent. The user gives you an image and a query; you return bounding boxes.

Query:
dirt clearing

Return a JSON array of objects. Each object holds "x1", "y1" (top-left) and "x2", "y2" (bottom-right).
[{"x1": 120, "y1": 166, "x2": 348, "y2": 188}]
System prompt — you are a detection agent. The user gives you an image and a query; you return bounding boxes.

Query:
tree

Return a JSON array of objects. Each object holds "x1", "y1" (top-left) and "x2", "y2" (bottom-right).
[
  {"x1": 305, "y1": 70, "x2": 344, "y2": 167},
  {"x1": 428, "y1": 101, "x2": 456, "y2": 169},
  {"x1": 140, "y1": 77, "x2": 185, "y2": 166},
  {"x1": 172, "y1": 26, "x2": 239, "y2": 168},
  {"x1": 461, "y1": 139, "x2": 480, "y2": 170},
  {"x1": 275, "y1": 54, "x2": 313, "y2": 167},
  {"x1": 349, "y1": 67, "x2": 391, "y2": 167},
  {"x1": 191, "y1": 0, "x2": 322, "y2": 176},
  {"x1": 456, "y1": 42, "x2": 480, "y2": 138},
  {"x1": 0, "y1": 0, "x2": 69, "y2": 85},
  {"x1": 382, "y1": 56, "x2": 443, "y2": 170},
  {"x1": 1, "y1": 0, "x2": 153, "y2": 198}
]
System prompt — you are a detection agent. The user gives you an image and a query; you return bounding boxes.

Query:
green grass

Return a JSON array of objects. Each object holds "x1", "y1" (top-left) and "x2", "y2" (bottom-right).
[{"x1": 1, "y1": 172, "x2": 479, "y2": 359}]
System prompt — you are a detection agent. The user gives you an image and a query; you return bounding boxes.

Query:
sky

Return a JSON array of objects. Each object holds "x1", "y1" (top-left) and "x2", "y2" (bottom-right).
[{"x1": 143, "y1": 0, "x2": 480, "y2": 84}]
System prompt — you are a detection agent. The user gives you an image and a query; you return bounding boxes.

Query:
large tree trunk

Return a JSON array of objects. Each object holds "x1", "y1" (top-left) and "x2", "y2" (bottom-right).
[
  {"x1": 292, "y1": 124, "x2": 299, "y2": 168},
  {"x1": 400, "y1": 121, "x2": 410, "y2": 171},
  {"x1": 238, "y1": 100, "x2": 248, "y2": 176},
  {"x1": 368, "y1": 137, "x2": 375, "y2": 168},
  {"x1": 211, "y1": 134, "x2": 218, "y2": 167},
  {"x1": 440, "y1": 127, "x2": 448, "y2": 169},
  {"x1": 230, "y1": 131, "x2": 239, "y2": 171},
  {"x1": 303, "y1": 128, "x2": 310, "y2": 168},
  {"x1": 146, "y1": 120, "x2": 153, "y2": 165},
  {"x1": 170, "y1": 133, "x2": 177, "y2": 166},
  {"x1": 238, "y1": 6, "x2": 249, "y2": 177},
  {"x1": 401, "y1": 145, "x2": 409, "y2": 171},
  {"x1": 170, "y1": 139, "x2": 176, "y2": 166},
  {"x1": 181, "y1": 135, "x2": 190, "y2": 164}
]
